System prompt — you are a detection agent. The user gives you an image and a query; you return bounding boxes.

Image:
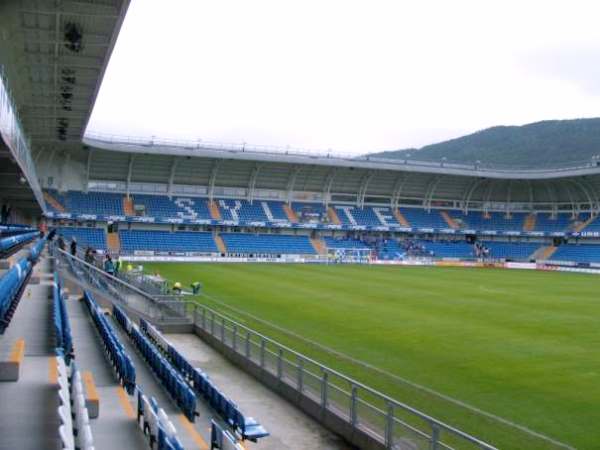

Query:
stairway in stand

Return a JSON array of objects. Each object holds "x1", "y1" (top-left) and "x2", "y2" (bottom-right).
[
  {"x1": 327, "y1": 207, "x2": 341, "y2": 225},
  {"x1": 440, "y1": 211, "x2": 459, "y2": 229},
  {"x1": 43, "y1": 191, "x2": 65, "y2": 212},
  {"x1": 107, "y1": 232, "x2": 120, "y2": 253},
  {"x1": 530, "y1": 245, "x2": 557, "y2": 260},
  {"x1": 310, "y1": 238, "x2": 327, "y2": 255},
  {"x1": 393, "y1": 209, "x2": 410, "y2": 227},
  {"x1": 123, "y1": 196, "x2": 134, "y2": 216},
  {"x1": 214, "y1": 233, "x2": 227, "y2": 253},
  {"x1": 573, "y1": 215, "x2": 596, "y2": 232},
  {"x1": 208, "y1": 201, "x2": 222, "y2": 220},
  {"x1": 523, "y1": 213, "x2": 536, "y2": 231},
  {"x1": 283, "y1": 204, "x2": 298, "y2": 223}
]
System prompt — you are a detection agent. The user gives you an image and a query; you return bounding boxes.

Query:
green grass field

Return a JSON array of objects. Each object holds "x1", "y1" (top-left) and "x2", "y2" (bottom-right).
[{"x1": 144, "y1": 263, "x2": 600, "y2": 449}]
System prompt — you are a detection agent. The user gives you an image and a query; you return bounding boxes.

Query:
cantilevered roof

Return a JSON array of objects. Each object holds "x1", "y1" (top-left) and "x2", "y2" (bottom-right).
[{"x1": 0, "y1": 0, "x2": 130, "y2": 147}]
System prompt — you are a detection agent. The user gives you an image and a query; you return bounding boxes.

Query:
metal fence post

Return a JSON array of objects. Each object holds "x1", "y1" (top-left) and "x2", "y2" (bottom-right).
[
  {"x1": 385, "y1": 402, "x2": 394, "y2": 448},
  {"x1": 210, "y1": 311, "x2": 215, "y2": 335},
  {"x1": 220, "y1": 317, "x2": 225, "y2": 343},
  {"x1": 233, "y1": 324, "x2": 237, "y2": 351},
  {"x1": 350, "y1": 384, "x2": 358, "y2": 427},
  {"x1": 260, "y1": 339, "x2": 266, "y2": 368},
  {"x1": 202, "y1": 307, "x2": 206, "y2": 329},
  {"x1": 245, "y1": 331, "x2": 250, "y2": 358},
  {"x1": 193, "y1": 305, "x2": 198, "y2": 325},
  {"x1": 297, "y1": 357, "x2": 304, "y2": 392},
  {"x1": 430, "y1": 423, "x2": 440, "y2": 450},
  {"x1": 321, "y1": 370, "x2": 328, "y2": 409},
  {"x1": 277, "y1": 348, "x2": 283, "y2": 380}
]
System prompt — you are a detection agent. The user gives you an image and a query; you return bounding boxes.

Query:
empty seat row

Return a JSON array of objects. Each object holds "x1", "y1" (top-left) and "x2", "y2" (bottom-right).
[
  {"x1": 139, "y1": 319, "x2": 269, "y2": 442},
  {"x1": 324, "y1": 237, "x2": 371, "y2": 250},
  {"x1": 220, "y1": 233, "x2": 315, "y2": 255},
  {"x1": 57, "y1": 351, "x2": 95, "y2": 450},
  {"x1": 0, "y1": 230, "x2": 40, "y2": 258},
  {"x1": 82, "y1": 291, "x2": 136, "y2": 394},
  {"x1": 113, "y1": 305, "x2": 197, "y2": 422},
  {"x1": 28, "y1": 235, "x2": 47, "y2": 262},
  {"x1": 0, "y1": 256, "x2": 34, "y2": 334},
  {"x1": 0, "y1": 224, "x2": 37, "y2": 236},
  {"x1": 136, "y1": 387, "x2": 185, "y2": 450},
  {"x1": 54, "y1": 273, "x2": 74, "y2": 363},
  {"x1": 58, "y1": 228, "x2": 107, "y2": 251},
  {"x1": 210, "y1": 420, "x2": 244, "y2": 450},
  {"x1": 119, "y1": 230, "x2": 218, "y2": 254},
  {"x1": 551, "y1": 244, "x2": 600, "y2": 262}
]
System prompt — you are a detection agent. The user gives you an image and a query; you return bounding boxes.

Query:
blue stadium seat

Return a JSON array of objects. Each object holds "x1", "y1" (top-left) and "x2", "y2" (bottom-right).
[
  {"x1": 137, "y1": 319, "x2": 268, "y2": 442},
  {"x1": 0, "y1": 257, "x2": 34, "y2": 334},
  {"x1": 221, "y1": 233, "x2": 315, "y2": 254},
  {"x1": 82, "y1": 292, "x2": 136, "y2": 394},
  {"x1": 400, "y1": 208, "x2": 448, "y2": 229},
  {"x1": 113, "y1": 307, "x2": 197, "y2": 422},
  {"x1": 481, "y1": 241, "x2": 539, "y2": 259},
  {"x1": 551, "y1": 244, "x2": 600, "y2": 262},
  {"x1": 324, "y1": 236, "x2": 370, "y2": 249},
  {"x1": 417, "y1": 240, "x2": 474, "y2": 258},
  {"x1": 58, "y1": 227, "x2": 107, "y2": 250},
  {"x1": 534, "y1": 213, "x2": 575, "y2": 232},
  {"x1": 119, "y1": 230, "x2": 217, "y2": 253},
  {"x1": 131, "y1": 194, "x2": 212, "y2": 220},
  {"x1": 55, "y1": 191, "x2": 124, "y2": 216}
]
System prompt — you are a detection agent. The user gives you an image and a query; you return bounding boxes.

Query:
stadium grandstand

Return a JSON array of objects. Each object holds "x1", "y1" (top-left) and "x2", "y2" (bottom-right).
[{"x1": 0, "y1": 1, "x2": 599, "y2": 450}]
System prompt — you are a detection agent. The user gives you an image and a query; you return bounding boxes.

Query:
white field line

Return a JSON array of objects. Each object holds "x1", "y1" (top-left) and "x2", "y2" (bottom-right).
[{"x1": 199, "y1": 291, "x2": 575, "y2": 450}]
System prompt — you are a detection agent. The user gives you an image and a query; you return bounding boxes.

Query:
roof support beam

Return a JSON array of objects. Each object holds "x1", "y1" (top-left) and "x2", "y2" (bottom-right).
[
  {"x1": 568, "y1": 179, "x2": 595, "y2": 216},
  {"x1": 561, "y1": 180, "x2": 576, "y2": 215},
  {"x1": 357, "y1": 172, "x2": 374, "y2": 208},
  {"x1": 285, "y1": 166, "x2": 301, "y2": 204},
  {"x1": 248, "y1": 164, "x2": 262, "y2": 203},
  {"x1": 85, "y1": 148, "x2": 93, "y2": 193},
  {"x1": 207, "y1": 160, "x2": 222, "y2": 202},
  {"x1": 391, "y1": 174, "x2": 408, "y2": 209},
  {"x1": 422, "y1": 176, "x2": 442, "y2": 211},
  {"x1": 323, "y1": 168, "x2": 337, "y2": 207},
  {"x1": 579, "y1": 178, "x2": 600, "y2": 215},
  {"x1": 462, "y1": 178, "x2": 486, "y2": 213},
  {"x1": 126, "y1": 154, "x2": 135, "y2": 197},
  {"x1": 167, "y1": 157, "x2": 179, "y2": 198},
  {"x1": 506, "y1": 181, "x2": 513, "y2": 214}
]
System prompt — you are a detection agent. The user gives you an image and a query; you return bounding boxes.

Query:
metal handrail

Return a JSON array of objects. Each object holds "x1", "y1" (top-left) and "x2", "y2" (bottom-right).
[
  {"x1": 56, "y1": 247, "x2": 159, "y2": 304},
  {"x1": 193, "y1": 303, "x2": 498, "y2": 449},
  {"x1": 56, "y1": 244, "x2": 498, "y2": 449}
]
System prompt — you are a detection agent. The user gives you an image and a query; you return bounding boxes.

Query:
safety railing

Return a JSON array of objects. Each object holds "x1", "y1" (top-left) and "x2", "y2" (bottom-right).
[
  {"x1": 55, "y1": 243, "x2": 498, "y2": 449},
  {"x1": 191, "y1": 305, "x2": 497, "y2": 450},
  {"x1": 54, "y1": 247, "x2": 190, "y2": 324}
]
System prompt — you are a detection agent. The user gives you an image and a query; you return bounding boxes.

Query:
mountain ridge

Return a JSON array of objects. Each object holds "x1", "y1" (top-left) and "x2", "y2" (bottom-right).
[{"x1": 372, "y1": 118, "x2": 600, "y2": 167}]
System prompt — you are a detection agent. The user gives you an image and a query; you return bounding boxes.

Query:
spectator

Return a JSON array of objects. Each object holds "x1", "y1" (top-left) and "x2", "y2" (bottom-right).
[
  {"x1": 173, "y1": 282, "x2": 182, "y2": 294},
  {"x1": 38, "y1": 218, "x2": 47, "y2": 238},
  {"x1": 84, "y1": 247, "x2": 95, "y2": 265},
  {"x1": 114, "y1": 256, "x2": 122, "y2": 276},
  {"x1": 104, "y1": 255, "x2": 115, "y2": 276},
  {"x1": 191, "y1": 281, "x2": 202, "y2": 294},
  {"x1": 58, "y1": 235, "x2": 66, "y2": 251},
  {"x1": 70, "y1": 237, "x2": 77, "y2": 256}
]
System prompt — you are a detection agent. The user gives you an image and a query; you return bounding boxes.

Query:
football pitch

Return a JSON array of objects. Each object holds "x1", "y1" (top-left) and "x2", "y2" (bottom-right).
[{"x1": 143, "y1": 263, "x2": 600, "y2": 449}]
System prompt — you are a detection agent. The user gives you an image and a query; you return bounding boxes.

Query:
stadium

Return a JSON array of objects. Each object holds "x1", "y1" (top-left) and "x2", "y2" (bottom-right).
[{"x1": 0, "y1": 1, "x2": 599, "y2": 450}]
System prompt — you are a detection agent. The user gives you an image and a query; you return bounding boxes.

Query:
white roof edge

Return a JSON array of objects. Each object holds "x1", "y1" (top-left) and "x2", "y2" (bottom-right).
[{"x1": 82, "y1": 133, "x2": 600, "y2": 181}]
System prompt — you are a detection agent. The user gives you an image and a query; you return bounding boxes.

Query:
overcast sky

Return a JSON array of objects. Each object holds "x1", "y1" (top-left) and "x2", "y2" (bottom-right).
[{"x1": 86, "y1": 0, "x2": 600, "y2": 155}]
